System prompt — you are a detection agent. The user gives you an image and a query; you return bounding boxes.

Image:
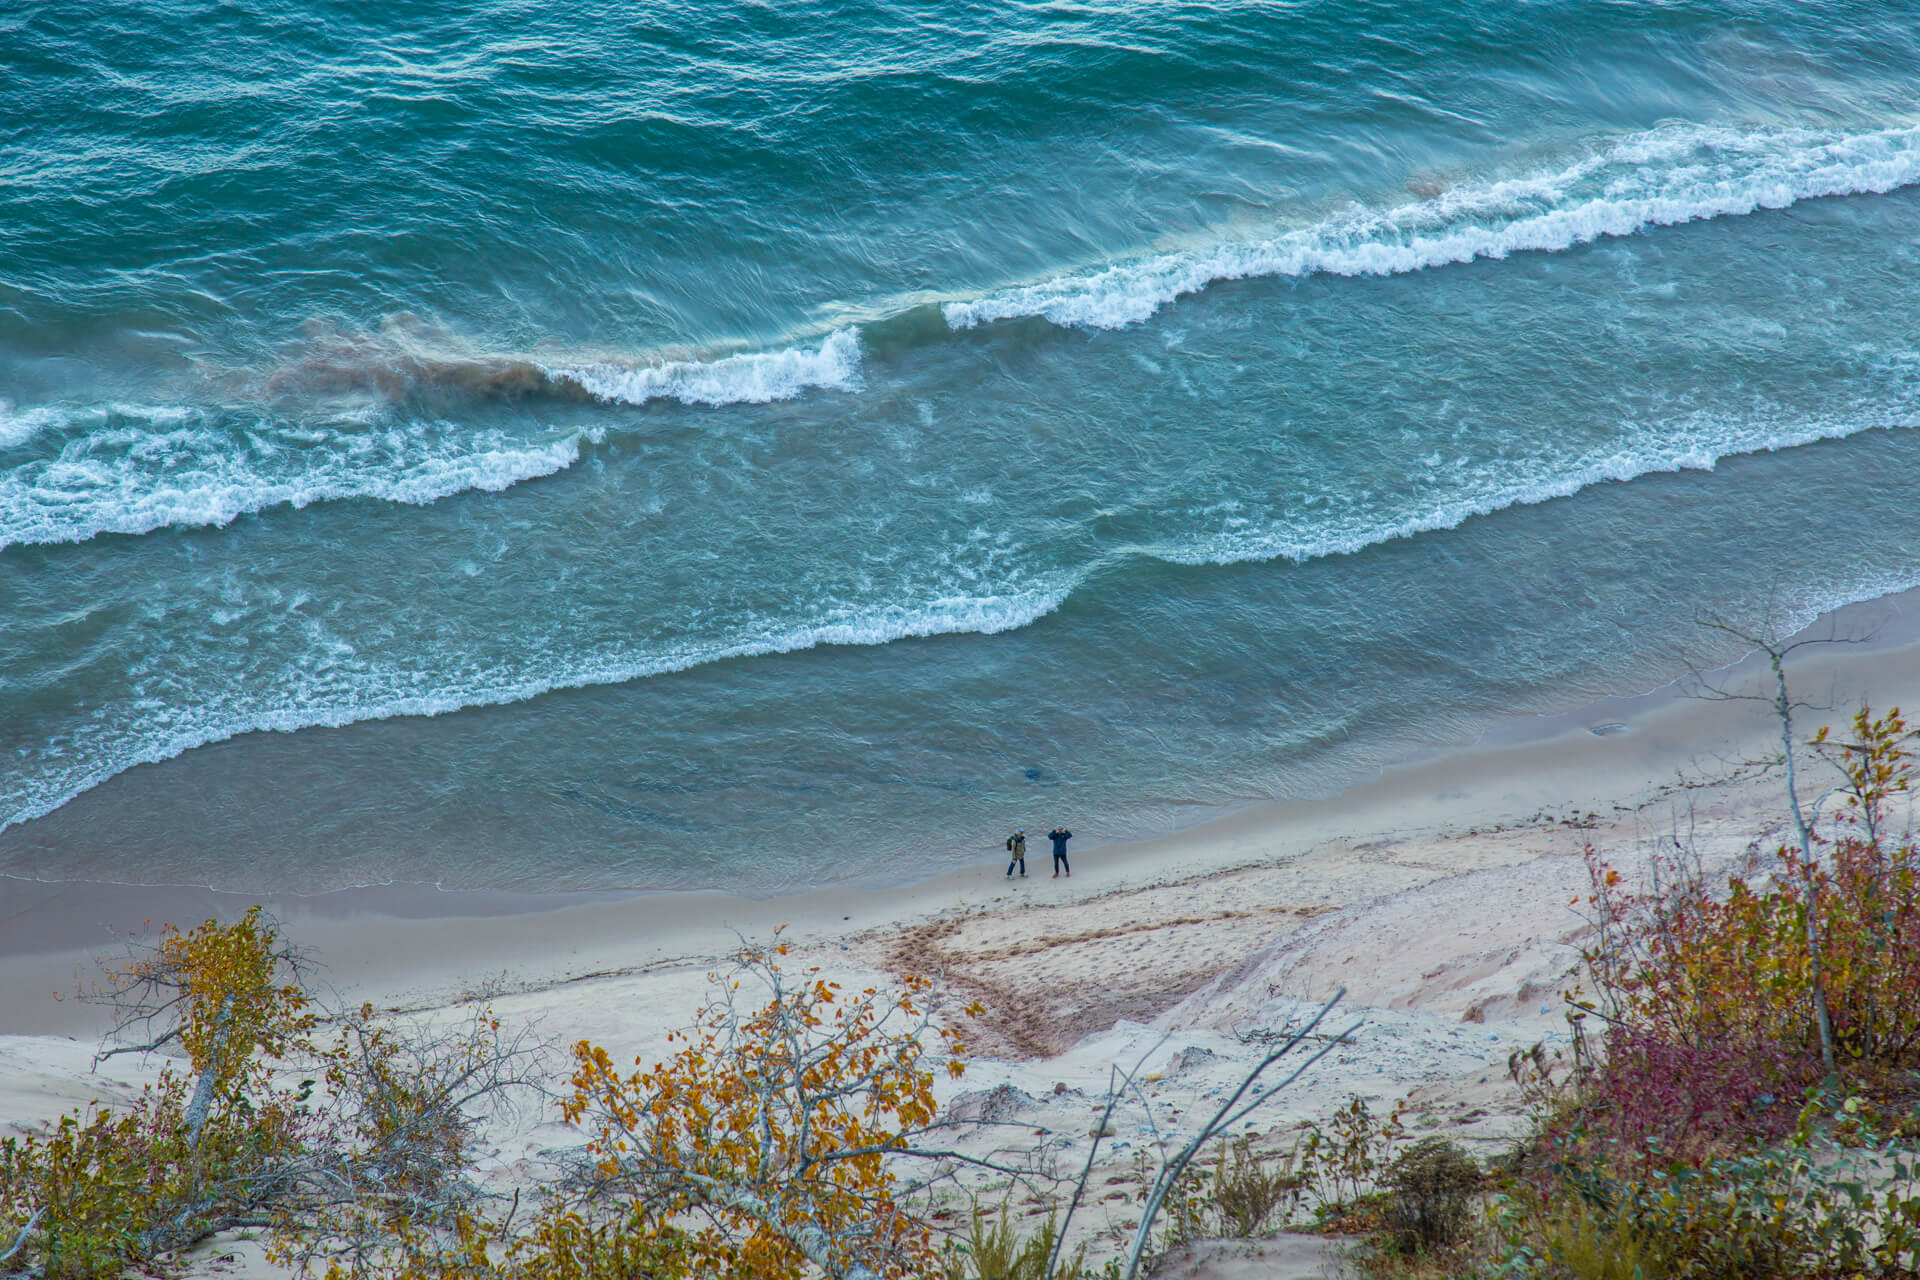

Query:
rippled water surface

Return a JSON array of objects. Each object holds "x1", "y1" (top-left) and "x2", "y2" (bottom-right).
[{"x1": 4, "y1": 1, "x2": 1919, "y2": 891}]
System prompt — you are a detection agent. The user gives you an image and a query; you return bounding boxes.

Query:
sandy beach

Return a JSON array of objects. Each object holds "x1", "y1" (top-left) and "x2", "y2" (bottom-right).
[{"x1": 9, "y1": 589, "x2": 1920, "y2": 1267}]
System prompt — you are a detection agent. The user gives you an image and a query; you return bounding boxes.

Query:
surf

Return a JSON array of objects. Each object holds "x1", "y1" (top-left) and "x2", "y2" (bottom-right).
[
  {"x1": 547, "y1": 329, "x2": 863, "y2": 407},
  {"x1": 6, "y1": 120, "x2": 1918, "y2": 553},
  {"x1": 0, "y1": 329, "x2": 867, "y2": 552},
  {"x1": 942, "y1": 121, "x2": 1920, "y2": 331}
]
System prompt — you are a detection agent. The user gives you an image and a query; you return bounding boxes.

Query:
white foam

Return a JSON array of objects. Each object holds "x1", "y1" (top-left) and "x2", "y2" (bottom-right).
[
  {"x1": 943, "y1": 122, "x2": 1920, "y2": 331},
  {"x1": 0, "y1": 328, "x2": 864, "y2": 549},
  {"x1": 549, "y1": 328, "x2": 863, "y2": 407},
  {"x1": 9, "y1": 401, "x2": 1919, "y2": 836},
  {"x1": 0, "y1": 407, "x2": 588, "y2": 550},
  {"x1": 0, "y1": 403, "x2": 60, "y2": 449}
]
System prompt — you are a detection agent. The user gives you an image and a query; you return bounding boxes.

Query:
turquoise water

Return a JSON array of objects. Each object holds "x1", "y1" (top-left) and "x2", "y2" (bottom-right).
[{"x1": 4, "y1": 1, "x2": 1920, "y2": 892}]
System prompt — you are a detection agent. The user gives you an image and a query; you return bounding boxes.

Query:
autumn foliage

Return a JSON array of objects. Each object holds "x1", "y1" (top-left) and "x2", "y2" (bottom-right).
[
  {"x1": 1, "y1": 909, "x2": 313, "y2": 1277},
  {"x1": 0, "y1": 909, "x2": 535, "y2": 1280},
  {"x1": 1489, "y1": 705, "x2": 1920, "y2": 1276},
  {"x1": 1, "y1": 922, "x2": 1002, "y2": 1280},
  {"x1": 1577, "y1": 705, "x2": 1920, "y2": 1160},
  {"x1": 557, "y1": 938, "x2": 974, "y2": 1280}
]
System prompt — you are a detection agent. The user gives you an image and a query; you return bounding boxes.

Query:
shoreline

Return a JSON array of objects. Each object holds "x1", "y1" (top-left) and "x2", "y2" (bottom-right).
[
  {"x1": 7, "y1": 569, "x2": 1919, "y2": 917},
  {"x1": 11, "y1": 582, "x2": 1920, "y2": 1271},
  {"x1": 9, "y1": 580, "x2": 1920, "y2": 1035}
]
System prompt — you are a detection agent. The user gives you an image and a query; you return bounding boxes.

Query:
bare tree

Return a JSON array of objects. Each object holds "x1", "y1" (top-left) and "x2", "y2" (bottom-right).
[
  {"x1": 1118, "y1": 992, "x2": 1357, "y2": 1279},
  {"x1": 1029, "y1": 991, "x2": 1359, "y2": 1280},
  {"x1": 267, "y1": 1001, "x2": 552, "y2": 1280},
  {"x1": 1692, "y1": 618, "x2": 1866, "y2": 1077}
]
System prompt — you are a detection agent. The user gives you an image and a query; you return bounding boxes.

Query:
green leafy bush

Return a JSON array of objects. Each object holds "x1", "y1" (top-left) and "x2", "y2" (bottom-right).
[{"x1": 1300, "y1": 1094, "x2": 1407, "y2": 1219}]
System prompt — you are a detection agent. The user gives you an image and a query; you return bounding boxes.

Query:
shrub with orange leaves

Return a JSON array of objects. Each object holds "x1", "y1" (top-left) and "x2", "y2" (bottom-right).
[
  {"x1": 2, "y1": 910, "x2": 543, "y2": 1280},
  {"x1": 557, "y1": 935, "x2": 979, "y2": 1280},
  {"x1": 4, "y1": 915, "x2": 987, "y2": 1280},
  {"x1": 1, "y1": 908, "x2": 317, "y2": 1278}
]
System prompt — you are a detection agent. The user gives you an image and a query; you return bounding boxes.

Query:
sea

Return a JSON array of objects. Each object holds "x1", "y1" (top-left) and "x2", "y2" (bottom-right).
[{"x1": 4, "y1": 0, "x2": 1920, "y2": 896}]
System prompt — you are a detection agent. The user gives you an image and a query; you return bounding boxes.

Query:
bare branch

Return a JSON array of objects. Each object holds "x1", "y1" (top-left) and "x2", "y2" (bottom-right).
[
  {"x1": 1045, "y1": 1058, "x2": 1135, "y2": 1280},
  {"x1": 1124, "y1": 990, "x2": 1358, "y2": 1280},
  {"x1": 92, "y1": 1023, "x2": 183, "y2": 1066},
  {"x1": 0, "y1": 1210, "x2": 44, "y2": 1267}
]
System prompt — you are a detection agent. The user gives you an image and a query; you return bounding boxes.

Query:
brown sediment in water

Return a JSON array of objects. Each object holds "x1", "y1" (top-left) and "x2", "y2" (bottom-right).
[{"x1": 258, "y1": 313, "x2": 593, "y2": 403}]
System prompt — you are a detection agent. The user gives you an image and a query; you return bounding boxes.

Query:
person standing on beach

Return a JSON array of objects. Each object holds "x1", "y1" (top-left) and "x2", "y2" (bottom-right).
[
  {"x1": 1005, "y1": 830, "x2": 1027, "y2": 878},
  {"x1": 1048, "y1": 827, "x2": 1072, "y2": 878}
]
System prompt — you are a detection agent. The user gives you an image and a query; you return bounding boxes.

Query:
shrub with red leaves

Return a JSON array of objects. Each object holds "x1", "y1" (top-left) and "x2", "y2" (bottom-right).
[{"x1": 1592, "y1": 1026, "x2": 1818, "y2": 1163}]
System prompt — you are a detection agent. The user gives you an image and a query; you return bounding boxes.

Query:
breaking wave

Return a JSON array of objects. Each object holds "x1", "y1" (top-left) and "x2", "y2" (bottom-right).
[
  {"x1": 0, "y1": 331, "x2": 866, "y2": 550},
  {"x1": 7, "y1": 122, "x2": 1919, "y2": 555},
  {"x1": 0, "y1": 405, "x2": 591, "y2": 550},
  {"x1": 942, "y1": 122, "x2": 1920, "y2": 330},
  {"x1": 548, "y1": 329, "x2": 863, "y2": 406}
]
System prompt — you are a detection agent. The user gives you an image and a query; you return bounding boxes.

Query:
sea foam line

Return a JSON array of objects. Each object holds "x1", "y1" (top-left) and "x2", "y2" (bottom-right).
[
  {"x1": 942, "y1": 121, "x2": 1920, "y2": 331},
  {"x1": 0, "y1": 411, "x2": 590, "y2": 551},
  {"x1": 11, "y1": 118, "x2": 1905, "y2": 550},
  {"x1": 1151, "y1": 411, "x2": 1913, "y2": 570},
  {"x1": 8, "y1": 408, "x2": 1917, "y2": 836},
  {"x1": 546, "y1": 328, "x2": 862, "y2": 406},
  {"x1": 0, "y1": 328, "x2": 864, "y2": 551}
]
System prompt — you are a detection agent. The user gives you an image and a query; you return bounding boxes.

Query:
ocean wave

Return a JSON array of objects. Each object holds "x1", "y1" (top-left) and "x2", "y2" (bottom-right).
[
  {"x1": 12, "y1": 117, "x2": 1908, "y2": 550},
  {"x1": 942, "y1": 121, "x2": 1920, "y2": 330},
  {"x1": 0, "y1": 582, "x2": 1068, "y2": 832},
  {"x1": 0, "y1": 406, "x2": 589, "y2": 550},
  {"x1": 1147, "y1": 410, "x2": 1908, "y2": 569},
  {"x1": 546, "y1": 329, "x2": 863, "y2": 406},
  {"x1": 265, "y1": 316, "x2": 865, "y2": 411},
  {"x1": 9, "y1": 405, "x2": 1917, "y2": 834},
  {"x1": 0, "y1": 329, "x2": 866, "y2": 550}
]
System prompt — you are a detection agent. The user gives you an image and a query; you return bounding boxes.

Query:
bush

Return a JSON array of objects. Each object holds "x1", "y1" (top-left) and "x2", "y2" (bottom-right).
[
  {"x1": 1500, "y1": 1120, "x2": 1920, "y2": 1280},
  {"x1": 1579, "y1": 706, "x2": 1920, "y2": 1096},
  {"x1": 1209, "y1": 1135, "x2": 1305, "y2": 1237},
  {"x1": 0, "y1": 1102, "x2": 166, "y2": 1280},
  {"x1": 1298, "y1": 1094, "x2": 1407, "y2": 1218},
  {"x1": 1511, "y1": 1201, "x2": 1650, "y2": 1280},
  {"x1": 1589, "y1": 1026, "x2": 1815, "y2": 1163},
  {"x1": 0, "y1": 911, "x2": 539, "y2": 1280},
  {"x1": 1381, "y1": 1138, "x2": 1479, "y2": 1253},
  {"x1": 0, "y1": 911, "x2": 312, "y2": 1280},
  {"x1": 1486, "y1": 704, "x2": 1920, "y2": 1277},
  {"x1": 939, "y1": 1201, "x2": 1097, "y2": 1280}
]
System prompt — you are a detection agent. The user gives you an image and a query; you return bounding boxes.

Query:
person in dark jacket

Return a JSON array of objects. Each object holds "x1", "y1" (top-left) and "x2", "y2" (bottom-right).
[
  {"x1": 1048, "y1": 827, "x2": 1072, "y2": 877},
  {"x1": 1005, "y1": 830, "x2": 1027, "y2": 878}
]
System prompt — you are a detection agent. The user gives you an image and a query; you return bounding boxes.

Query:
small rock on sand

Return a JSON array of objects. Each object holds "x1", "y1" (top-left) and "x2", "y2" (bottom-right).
[{"x1": 948, "y1": 1082, "x2": 1038, "y2": 1125}]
